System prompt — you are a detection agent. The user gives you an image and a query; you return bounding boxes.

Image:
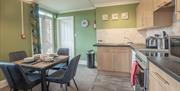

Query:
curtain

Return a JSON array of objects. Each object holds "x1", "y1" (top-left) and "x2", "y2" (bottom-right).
[{"x1": 30, "y1": 4, "x2": 41, "y2": 54}]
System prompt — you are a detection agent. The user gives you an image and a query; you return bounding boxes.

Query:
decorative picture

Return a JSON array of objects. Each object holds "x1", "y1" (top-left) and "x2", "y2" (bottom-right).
[
  {"x1": 111, "y1": 13, "x2": 119, "y2": 20},
  {"x1": 102, "y1": 14, "x2": 109, "y2": 20},
  {"x1": 121, "y1": 12, "x2": 129, "y2": 20}
]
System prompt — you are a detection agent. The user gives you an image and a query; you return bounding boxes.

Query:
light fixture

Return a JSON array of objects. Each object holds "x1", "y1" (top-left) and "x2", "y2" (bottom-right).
[{"x1": 20, "y1": 0, "x2": 34, "y2": 39}]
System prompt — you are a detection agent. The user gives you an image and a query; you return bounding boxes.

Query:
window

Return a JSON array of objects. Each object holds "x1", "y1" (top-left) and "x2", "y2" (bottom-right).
[{"x1": 39, "y1": 10, "x2": 54, "y2": 54}]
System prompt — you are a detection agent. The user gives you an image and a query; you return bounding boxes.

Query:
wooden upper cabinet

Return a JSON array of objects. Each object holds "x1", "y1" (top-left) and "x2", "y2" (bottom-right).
[
  {"x1": 137, "y1": 0, "x2": 173, "y2": 30},
  {"x1": 176, "y1": 0, "x2": 180, "y2": 20},
  {"x1": 154, "y1": 0, "x2": 172, "y2": 11}
]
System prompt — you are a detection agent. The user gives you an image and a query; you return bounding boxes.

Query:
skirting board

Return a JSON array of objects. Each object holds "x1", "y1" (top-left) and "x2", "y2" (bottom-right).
[{"x1": 0, "y1": 80, "x2": 7, "y2": 89}]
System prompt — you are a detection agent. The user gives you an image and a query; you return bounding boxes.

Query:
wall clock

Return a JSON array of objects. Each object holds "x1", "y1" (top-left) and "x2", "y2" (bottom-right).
[{"x1": 81, "y1": 19, "x2": 89, "y2": 28}]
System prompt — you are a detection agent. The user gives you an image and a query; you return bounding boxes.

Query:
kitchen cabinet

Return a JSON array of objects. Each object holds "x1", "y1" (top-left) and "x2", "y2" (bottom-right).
[
  {"x1": 97, "y1": 47, "x2": 131, "y2": 73},
  {"x1": 149, "y1": 62, "x2": 180, "y2": 91},
  {"x1": 154, "y1": 0, "x2": 172, "y2": 11},
  {"x1": 176, "y1": 0, "x2": 180, "y2": 20},
  {"x1": 137, "y1": 0, "x2": 173, "y2": 30}
]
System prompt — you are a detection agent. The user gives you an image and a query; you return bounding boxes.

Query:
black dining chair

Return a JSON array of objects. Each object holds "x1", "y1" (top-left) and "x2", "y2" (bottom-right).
[
  {"x1": 9, "y1": 51, "x2": 36, "y2": 74},
  {"x1": 0, "y1": 62, "x2": 41, "y2": 91},
  {"x1": 52, "y1": 48, "x2": 69, "y2": 70},
  {"x1": 46, "y1": 55, "x2": 81, "y2": 91}
]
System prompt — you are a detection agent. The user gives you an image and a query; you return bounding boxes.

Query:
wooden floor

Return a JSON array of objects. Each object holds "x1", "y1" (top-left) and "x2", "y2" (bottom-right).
[{"x1": 0, "y1": 65, "x2": 133, "y2": 91}]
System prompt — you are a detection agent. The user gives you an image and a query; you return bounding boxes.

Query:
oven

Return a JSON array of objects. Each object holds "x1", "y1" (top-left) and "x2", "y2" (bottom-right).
[{"x1": 134, "y1": 51, "x2": 149, "y2": 91}]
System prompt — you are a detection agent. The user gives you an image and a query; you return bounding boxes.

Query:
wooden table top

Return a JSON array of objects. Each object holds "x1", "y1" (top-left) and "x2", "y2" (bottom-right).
[{"x1": 15, "y1": 55, "x2": 69, "y2": 70}]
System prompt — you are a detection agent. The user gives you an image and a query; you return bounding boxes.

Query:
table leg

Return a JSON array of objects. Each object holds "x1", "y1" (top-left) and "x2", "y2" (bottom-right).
[{"x1": 41, "y1": 70, "x2": 47, "y2": 91}]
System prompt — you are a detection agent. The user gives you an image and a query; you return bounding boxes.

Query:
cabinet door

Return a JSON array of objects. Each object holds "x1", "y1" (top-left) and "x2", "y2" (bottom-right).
[
  {"x1": 144, "y1": 0, "x2": 154, "y2": 28},
  {"x1": 176, "y1": 0, "x2": 180, "y2": 20},
  {"x1": 113, "y1": 52, "x2": 130, "y2": 73},
  {"x1": 149, "y1": 73, "x2": 167, "y2": 91},
  {"x1": 97, "y1": 47, "x2": 113, "y2": 71}
]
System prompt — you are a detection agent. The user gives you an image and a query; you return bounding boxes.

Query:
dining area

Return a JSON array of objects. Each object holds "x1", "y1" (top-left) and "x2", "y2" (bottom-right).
[{"x1": 0, "y1": 48, "x2": 81, "y2": 91}]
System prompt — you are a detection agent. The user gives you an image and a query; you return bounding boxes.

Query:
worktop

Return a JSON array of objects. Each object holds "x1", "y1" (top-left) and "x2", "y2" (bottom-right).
[
  {"x1": 148, "y1": 56, "x2": 180, "y2": 82},
  {"x1": 93, "y1": 43, "x2": 146, "y2": 50}
]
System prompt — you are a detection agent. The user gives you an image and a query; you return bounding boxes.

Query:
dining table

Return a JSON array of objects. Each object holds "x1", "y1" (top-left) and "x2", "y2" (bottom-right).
[{"x1": 15, "y1": 55, "x2": 69, "y2": 91}]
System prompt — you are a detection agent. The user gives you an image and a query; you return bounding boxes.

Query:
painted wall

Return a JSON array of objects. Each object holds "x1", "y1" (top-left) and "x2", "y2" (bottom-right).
[
  {"x1": 96, "y1": 4, "x2": 137, "y2": 29},
  {"x1": 96, "y1": 4, "x2": 145, "y2": 44},
  {"x1": 0, "y1": 0, "x2": 32, "y2": 80},
  {"x1": 59, "y1": 10, "x2": 96, "y2": 60}
]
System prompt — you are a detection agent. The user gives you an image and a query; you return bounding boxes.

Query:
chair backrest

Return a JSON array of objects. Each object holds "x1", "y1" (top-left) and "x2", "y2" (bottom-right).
[
  {"x1": 0, "y1": 62, "x2": 31, "y2": 89},
  {"x1": 9, "y1": 51, "x2": 27, "y2": 62},
  {"x1": 0, "y1": 62, "x2": 15, "y2": 89},
  {"x1": 57, "y1": 48, "x2": 69, "y2": 56},
  {"x1": 62, "y1": 55, "x2": 81, "y2": 83}
]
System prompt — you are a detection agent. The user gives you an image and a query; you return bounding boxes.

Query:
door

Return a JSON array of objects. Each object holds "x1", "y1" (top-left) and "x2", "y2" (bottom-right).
[{"x1": 57, "y1": 16, "x2": 74, "y2": 58}]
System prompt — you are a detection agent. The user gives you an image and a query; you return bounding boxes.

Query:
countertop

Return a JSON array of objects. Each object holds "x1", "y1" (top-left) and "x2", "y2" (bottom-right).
[
  {"x1": 148, "y1": 56, "x2": 180, "y2": 82},
  {"x1": 93, "y1": 43, "x2": 146, "y2": 50}
]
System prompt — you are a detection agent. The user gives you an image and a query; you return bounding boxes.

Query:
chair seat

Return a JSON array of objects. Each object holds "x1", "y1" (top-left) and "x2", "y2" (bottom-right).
[
  {"x1": 46, "y1": 69, "x2": 65, "y2": 83},
  {"x1": 19, "y1": 74, "x2": 41, "y2": 89},
  {"x1": 51, "y1": 64, "x2": 67, "y2": 70}
]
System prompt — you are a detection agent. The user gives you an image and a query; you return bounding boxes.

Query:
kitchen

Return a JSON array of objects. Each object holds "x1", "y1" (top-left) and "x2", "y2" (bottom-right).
[{"x1": 0, "y1": 0, "x2": 180, "y2": 91}]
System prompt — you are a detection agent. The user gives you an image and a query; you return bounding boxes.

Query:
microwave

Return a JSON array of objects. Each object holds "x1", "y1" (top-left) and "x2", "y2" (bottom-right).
[{"x1": 170, "y1": 36, "x2": 180, "y2": 58}]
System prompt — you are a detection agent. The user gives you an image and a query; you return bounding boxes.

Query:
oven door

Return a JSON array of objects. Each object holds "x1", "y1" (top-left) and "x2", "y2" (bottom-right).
[{"x1": 135, "y1": 65, "x2": 145, "y2": 91}]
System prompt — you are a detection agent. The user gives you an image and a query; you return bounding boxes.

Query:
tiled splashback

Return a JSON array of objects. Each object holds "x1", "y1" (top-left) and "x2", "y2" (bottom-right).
[
  {"x1": 96, "y1": 21, "x2": 180, "y2": 44},
  {"x1": 96, "y1": 28, "x2": 146, "y2": 44},
  {"x1": 146, "y1": 21, "x2": 180, "y2": 37}
]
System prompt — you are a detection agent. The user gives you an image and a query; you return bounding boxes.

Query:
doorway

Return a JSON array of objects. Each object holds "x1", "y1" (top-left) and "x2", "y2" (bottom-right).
[{"x1": 57, "y1": 16, "x2": 74, "y2": 58}]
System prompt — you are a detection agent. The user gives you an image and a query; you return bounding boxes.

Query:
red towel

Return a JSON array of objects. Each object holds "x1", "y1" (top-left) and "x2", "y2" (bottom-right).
[{"x1": 131, "y1": 61, "x2": 138, "y2": 86}]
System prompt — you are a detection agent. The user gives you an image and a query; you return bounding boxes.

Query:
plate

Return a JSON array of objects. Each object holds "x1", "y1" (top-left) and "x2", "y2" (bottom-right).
[{"x1": 23, "y1": 57, "x2": 35, "y2": 63}]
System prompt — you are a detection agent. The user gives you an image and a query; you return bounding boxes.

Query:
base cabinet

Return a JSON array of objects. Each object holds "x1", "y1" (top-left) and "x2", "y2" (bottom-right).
[
  {"x1": 97, "y1": 47, "x2": 131, "y2": 73},
  {"x1": 149, "y1": 62, "x2": 180, "y2": 91}
]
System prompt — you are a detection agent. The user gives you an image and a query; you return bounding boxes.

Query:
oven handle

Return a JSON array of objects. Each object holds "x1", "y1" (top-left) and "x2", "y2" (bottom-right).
[
  {"x1": 138, "y1": 66, "x2": 144, "y2": 72},
  {"x1": 153, "y1": 71, "x2": 169, "y2": 85}
]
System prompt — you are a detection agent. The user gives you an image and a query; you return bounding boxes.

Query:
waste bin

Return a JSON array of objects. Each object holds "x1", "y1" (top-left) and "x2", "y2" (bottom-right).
[{"x1": 87, "y1": 50, "x2": 95, "y2": 68}]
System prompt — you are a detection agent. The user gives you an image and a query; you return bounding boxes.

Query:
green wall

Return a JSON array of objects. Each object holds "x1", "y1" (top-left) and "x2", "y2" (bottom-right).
[
  {"x1": 0, "y1": 0, "x2": 32, "y2": 80},
  {"x1": 96, "y1": 4, "x2": 137, "y2": 29},
  {"x1": 59, "y1": 10, "x2": 97, "y2": 60}
]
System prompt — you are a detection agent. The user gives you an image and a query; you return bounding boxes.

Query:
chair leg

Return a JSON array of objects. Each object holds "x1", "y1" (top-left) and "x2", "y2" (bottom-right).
[
  {"x1": 65, "y1": 83, "x2": 68, "y2": 91},
  {"x1": 47, "y1": 82, "x2": 50, "y2": 91},
  {"x1": 60, "y1": 84, "x2": 63, "y2": 88},
  {"x1": 73, "y1": 78, "x2": 79, "y2": 91}
]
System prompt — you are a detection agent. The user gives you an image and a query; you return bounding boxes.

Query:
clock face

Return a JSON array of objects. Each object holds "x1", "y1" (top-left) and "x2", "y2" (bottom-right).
[{"x1": 81, "y1": 19, "x2": 89, "y2": 28}]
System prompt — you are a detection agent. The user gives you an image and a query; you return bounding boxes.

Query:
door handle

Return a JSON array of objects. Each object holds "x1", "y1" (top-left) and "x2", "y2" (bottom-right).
[{"x1": 153, "y1": 72, "x2": 169, "y2": 85}]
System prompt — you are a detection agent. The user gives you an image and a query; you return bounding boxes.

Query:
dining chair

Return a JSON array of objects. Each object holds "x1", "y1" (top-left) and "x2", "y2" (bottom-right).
[
  {"x1": 9, "y1": 51, "x2": 36, "y2": 74},
  {"x1": 46, "y1": 55, "x2": 81, "y2": 91},
  {"x1": 52, "y1": 48, "x2": 69, "y2": 70},
  {"x1": 9, "y1": 51, "x2": 27, "y2": 62},
  {"x1": 0, "y1": 62, "x2": 41, "y2": 91}
]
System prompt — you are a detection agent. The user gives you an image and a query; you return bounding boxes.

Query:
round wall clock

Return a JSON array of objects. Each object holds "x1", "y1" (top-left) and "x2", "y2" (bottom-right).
[{"x1": 81, "y1": 19, "x2": 89, "y2": 28}]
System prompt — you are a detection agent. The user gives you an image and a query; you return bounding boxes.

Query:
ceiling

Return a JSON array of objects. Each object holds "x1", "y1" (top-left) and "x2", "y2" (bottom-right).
[{"x1": 35, "y1": 0, "x2": 139, "y2": 13}]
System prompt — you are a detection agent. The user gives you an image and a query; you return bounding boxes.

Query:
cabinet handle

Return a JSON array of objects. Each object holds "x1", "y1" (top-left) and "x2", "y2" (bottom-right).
[{"x1": 153, "y1": 72, "x2": 170, "y2": 85}]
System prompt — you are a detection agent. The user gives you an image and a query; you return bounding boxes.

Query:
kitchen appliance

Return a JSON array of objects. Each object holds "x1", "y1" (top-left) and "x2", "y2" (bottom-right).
[
  {"x1": 146, "y1": 36, "x2": 157, "y2": 48},
  {"x1": 134, "y1": 51, "x2": 148, "y2": 91},
  {"x1": 170, "y1": 36, "x2": 180, "y2": 58}
]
